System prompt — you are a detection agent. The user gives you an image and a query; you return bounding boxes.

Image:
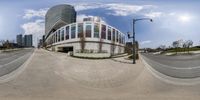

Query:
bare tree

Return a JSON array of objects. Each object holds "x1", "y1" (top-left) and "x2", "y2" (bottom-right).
[
  {"x1": 172, "y1": 41, "x2": 179, "y2": 54},
  {"x1": 2, "y1": 40, "x2": 11, "y2": 49},
  {"x1": 178, "y1": 39, "x2": 184, "y2": 48},
  {"x1": 184, "y1": 40, "x2": 193, "y2": 53},
  {"x1": 98, "y1": 37, "x2": 103, "y2": 53},
  {"x1": 0, "y1": 40, "x2": 5, "y2": 46},
  {"x1": 80, "y1": 32, "x2": 85, "y2": 53},
  {"x1": 158, "y1": 45, "x2": 166, "y2": 51},
  {"x1": 183, "y1": 42, "x2": 187, "y2": 53},
  {"x1": 110, "y1": 35, "x2": 116, "y2": 56}
]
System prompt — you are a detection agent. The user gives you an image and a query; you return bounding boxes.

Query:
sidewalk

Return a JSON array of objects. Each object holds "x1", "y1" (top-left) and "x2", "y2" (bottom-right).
[{"x1": 111, "y1": 55, "x2": 134, "y2": 64}]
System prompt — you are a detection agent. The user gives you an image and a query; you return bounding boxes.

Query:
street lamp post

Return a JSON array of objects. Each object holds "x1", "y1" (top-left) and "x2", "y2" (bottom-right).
[{"x1": 128, "y1": 18, "x2": 153, "y2": 64}]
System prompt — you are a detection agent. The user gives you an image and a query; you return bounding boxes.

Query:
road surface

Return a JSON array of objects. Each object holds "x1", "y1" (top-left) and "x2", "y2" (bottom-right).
[
  {"x1": 0, "y1": 48, "x2": 34, "y2": 77},
  {"x1": 141, "y1": 53, "x2": 200, "y2": 78}
]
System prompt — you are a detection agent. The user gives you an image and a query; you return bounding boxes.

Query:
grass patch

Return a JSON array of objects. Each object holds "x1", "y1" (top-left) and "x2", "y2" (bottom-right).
[{"x1": 71, "y1": 55, "x2": 111, "y2": 59}]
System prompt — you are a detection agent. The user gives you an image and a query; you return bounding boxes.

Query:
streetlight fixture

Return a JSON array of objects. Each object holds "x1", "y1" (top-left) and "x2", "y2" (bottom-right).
[{"x1": 128, "y1": 18, "x2": 153, "y2": 64}]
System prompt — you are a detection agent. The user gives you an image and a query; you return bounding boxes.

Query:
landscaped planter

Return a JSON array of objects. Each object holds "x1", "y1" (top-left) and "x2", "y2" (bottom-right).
[{"x1": 72, "y1": 53, "x2": 111, "y2": 59}]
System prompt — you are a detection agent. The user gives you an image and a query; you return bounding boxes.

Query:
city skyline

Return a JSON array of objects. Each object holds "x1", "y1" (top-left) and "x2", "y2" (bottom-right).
[{"x1": 0, "y1": 0, "x2": 199, "y2": 48}]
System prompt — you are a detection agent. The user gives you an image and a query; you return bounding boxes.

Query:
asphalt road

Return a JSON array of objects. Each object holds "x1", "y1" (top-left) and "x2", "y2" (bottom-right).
[
  {"x1": 141, "y1": 53, "x2": 200, "y2": 78},
  {"x1": 0, "y1": 48, "x2": 34, "y2": 77}
]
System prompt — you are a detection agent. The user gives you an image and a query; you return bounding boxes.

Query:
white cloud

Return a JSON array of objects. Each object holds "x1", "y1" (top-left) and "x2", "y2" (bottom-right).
[
  {"x1": 23, "y1": 8, "x2": 48, "y2": 19},
  {"x1": 74, "y1": 3, "x2": 155, "y2": 16},
  {"x1": 169, "y1": 12, "x2": 176, "y2": 16},
  {"x1": 21, "y1": 19, "x2": 45, "y2": 46},
  {"x1": 105, "y1": 4, "x2": 146, "y2": 16},
  {"x1": 144, "y1": 12, "x2": 163, "y2": 18},
  {"x1": 140, "y1": 40, "x2": 152, "y2": 45},
  {"x1": 74, "y1": 3, "x2": 103, "y2": 11}
]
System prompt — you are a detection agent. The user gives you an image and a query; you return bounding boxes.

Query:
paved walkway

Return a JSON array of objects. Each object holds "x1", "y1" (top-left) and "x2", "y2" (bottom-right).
[
  {"x1": 0, "y1": 49, "x2": 200, "y2": 100},
  {"x1": 111, "y1": 55, "x2": 133, "y2": 64}
]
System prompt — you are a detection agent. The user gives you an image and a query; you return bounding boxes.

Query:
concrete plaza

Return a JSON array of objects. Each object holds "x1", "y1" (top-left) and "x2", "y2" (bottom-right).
[{"x1": 0, "y1": 49, "x2": 200, "y2": 100}]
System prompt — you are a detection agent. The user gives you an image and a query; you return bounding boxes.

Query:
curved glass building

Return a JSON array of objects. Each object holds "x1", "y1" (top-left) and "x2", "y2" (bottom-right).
[
  {"x1": 45, "y1": 4, "x2": 125, "y2": 57},
  {"x1": 45, "y1": 4, "x2": 76, "y2": 39}
]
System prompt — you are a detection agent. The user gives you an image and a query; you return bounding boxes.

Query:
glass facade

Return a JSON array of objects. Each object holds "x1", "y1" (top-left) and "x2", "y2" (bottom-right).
[
  {"x1": 78, "y1": 23, "x2": 83, "y2": 38},
  {"x1": 45, "y1": 4, "x2": 76, "y2": 38},
  {"x1": 119, "y1": 33, "x2": 121, "y2": 43},
  {"x1": 94, "y1": 23, "x2": 99, "y2": 38},
  {"x1": 65, "y1": 26, "x2": 69, "y2": 40},
  {"x1": 85, "y1": 24, "x2": 92, "y2": 37},
  {"x1": 61, "y1": 29, "x2": 64, "y2": 41},
  {"x1": 46, "y1": 22, "x2": 126, "y2": 46},
  {"x1": 101, "y1": 24, "x2": 106, "y2": 39},
  {"x1": 71, "y1": 24, "x2": 76, "y2": 39},
  {"x1": 107, "y1": 27, "x2": 111, "y2": 40},
  {"x1": 58, "y1": 30, "x2": 60, "y2": 42},
  {"x1": 55, "y1": 32, "x2": 57, "y2": 42},
  {"x1": 53, "y1": 34, "x2": 55, "y2": 43},
  {"x1": 112, "y1": 29, "x2": 115, "y2": 42},
  {"x1": 116, "y1": 31, "x2": 119, "y2": 42}
]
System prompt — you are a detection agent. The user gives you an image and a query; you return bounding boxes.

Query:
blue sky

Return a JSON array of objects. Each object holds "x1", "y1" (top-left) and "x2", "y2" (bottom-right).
[{"x1": 0, "y1": 0, "x2": 199, "y2": 48}]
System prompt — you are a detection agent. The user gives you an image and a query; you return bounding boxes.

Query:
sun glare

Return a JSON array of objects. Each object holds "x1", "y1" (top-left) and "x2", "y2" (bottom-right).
[{"x1": 178, "y1": 15, "x2": 191, "y2": 22}]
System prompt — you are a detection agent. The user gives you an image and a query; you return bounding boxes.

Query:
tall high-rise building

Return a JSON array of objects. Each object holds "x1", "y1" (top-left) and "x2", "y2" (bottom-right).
[
  {"x1": 45, "y1": 4, "x2": 76, "y2": 39},
  {"x1": 16, "y1": 34, "x2": 23, "y2": 46},
  {"x1": 24, "y1": 34, "x2": 33, "y2": 47}
]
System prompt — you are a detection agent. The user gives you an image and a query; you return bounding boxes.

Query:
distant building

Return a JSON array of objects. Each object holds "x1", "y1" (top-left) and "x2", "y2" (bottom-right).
[
  {"x1": 83, "y1": 17, "x2": 101, "y2": 22},
  {"x1": 16, "y1": 34, "x2": 23, "y2": 46},
  {"x1": 16, "y1": 34, "x2": 33, "y2": 47},
  {"x1": 22, "y1": 36, "x2": 25, "y2": 47},
  {"x1": 24, "y1": 34, "x2": 33, "y2": 47}
]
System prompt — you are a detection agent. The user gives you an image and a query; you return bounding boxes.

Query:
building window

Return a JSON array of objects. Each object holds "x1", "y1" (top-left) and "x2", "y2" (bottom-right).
[
  {"x1": 123, "y1": 35, "x2": 125, "y2": 44},
  {"x1": 94, "y1": 23, "x2": 99, "y2": 38},
  {"x1": 55, "y1": 32, "x2": 57, "y2": 42},
  {"x1": 116, "y1": 31, "x2": 119, "y2": 42},
  {"x1": 112, "y1": 29, "x2": 115, "y2": 42},
  {"x1": 71, "y1": 24, "x2": 76, "y2": 39},
  {"x1": 85, "y1": 24, "x2": 92, "y2": 37},
  {"x1": 65, "y1": 26, "x2": 69, "y2": 40},
  {"x1": 61, "y1": 29, "x2": 64, "y2": 41},
  {"x1": 52, "y1": 34, "x2": 55, "y2": 43},
  {"x1": 119, "y1": 33, "x2": 121, "y2": 43},
  {"x1": 101, "y1": 24, "x2": 106, "y2": 39},
  {"x1": 78, "y1": 23, "x2": 84, "y2": 38},
  {"x1": 107, "y1": 27, "x2": 111, "y2": 40},
  {"x1": 58, "y1": 30, "x2": 60, "y2": 42},
  {"x1": 124, "y1": 35, "x2": 125, "y2": 44}
]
